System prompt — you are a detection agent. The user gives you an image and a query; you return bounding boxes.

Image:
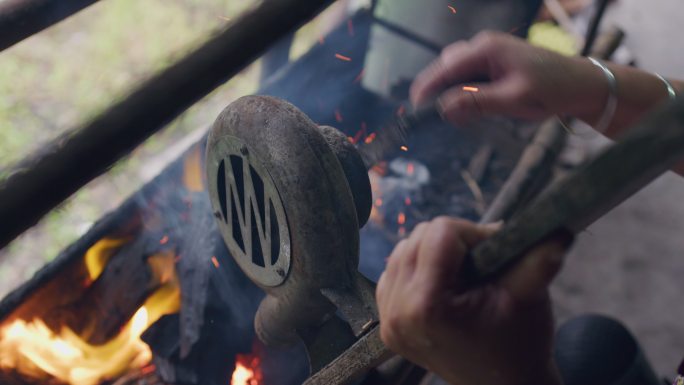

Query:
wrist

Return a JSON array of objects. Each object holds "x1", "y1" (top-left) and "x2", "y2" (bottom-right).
[{"x1": 564, "y1": 57, "x2": 614, "y2": 128}]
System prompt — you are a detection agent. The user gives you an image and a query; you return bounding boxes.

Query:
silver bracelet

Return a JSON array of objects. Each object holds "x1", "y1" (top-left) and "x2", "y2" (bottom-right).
[
  {"x1": 588, "y1": 57, "x2": 618, "y2": 133},
  {"x1": 655, "y1": 73, "x2": 677, "y2": 101}
]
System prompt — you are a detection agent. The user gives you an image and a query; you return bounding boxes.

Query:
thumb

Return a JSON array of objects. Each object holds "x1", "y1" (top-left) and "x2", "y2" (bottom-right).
[{"x1": 498, "y1": 233, "x2": 572, "y2": 304}]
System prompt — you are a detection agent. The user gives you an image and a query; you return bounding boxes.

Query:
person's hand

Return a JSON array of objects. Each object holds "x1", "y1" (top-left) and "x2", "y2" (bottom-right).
[
  {"x1": 410, "y1": 31, "x2": 609, "y2": 127},
  {"x1": 376, "y1": 217, "x2": 568, "y2": 385}
]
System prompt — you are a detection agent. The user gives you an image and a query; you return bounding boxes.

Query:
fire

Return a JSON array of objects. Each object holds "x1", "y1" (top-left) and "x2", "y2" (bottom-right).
[
  {"x1": 231, "y1": 354, "x2": 262, "y2": 385},
  {"x1": 0, "y1": 242, "x2": 181, "y2": 385},
  {"x1": 84, "y1": 237, "x2": 130, "y2": 281},
  {"x1": 462, "y1": 86, "x2": 479, "y2": 92},
  {"x1": 183, "y1": 146, "x2": 205, "y2": 192}
]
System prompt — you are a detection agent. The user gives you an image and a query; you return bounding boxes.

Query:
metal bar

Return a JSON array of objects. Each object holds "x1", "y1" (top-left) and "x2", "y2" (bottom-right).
[
  {"x1": 0, "y1": 0, "x2": 335, "y2": 250},
  {"x1": 580, "y1": 0, "x2": 611, "y2": 56},
  {"x1": 0, "y1": 0, "x2": 101, "y2": 52}
]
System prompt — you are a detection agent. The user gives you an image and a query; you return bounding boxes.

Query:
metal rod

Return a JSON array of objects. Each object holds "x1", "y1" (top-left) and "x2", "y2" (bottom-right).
[
  {"x1": 0, "y1": 0, "x2": 334, "y2": 250},
  {"x1": 0, "y1": 0, "x2": 101, "y2": 52},
  {"x1": 580, "y1": 0, "x2": 611, "y2": 56}
]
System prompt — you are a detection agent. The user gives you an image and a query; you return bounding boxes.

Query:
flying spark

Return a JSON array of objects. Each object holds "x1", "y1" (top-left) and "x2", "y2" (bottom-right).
[
  {"x1": 334, "y1": 109, "x2": 343, "y2": 122},
  {"x1": 347, "y1": 19, "x2": 355, "y2": 36},
  {"x1": 407, "y1": 163, "x2": 415, "y2": 175},
  {"x1": 462, "y1": 86, "x2": 479, "y2": 92},
  {"x1": 335, "y1": 53, "x2": 352, "y2": 62},
  {"x1": 448, "y1": 5, "x2": 457, "y2": 14},
  {"x1": 353, "y1": 68, "x2": 365, "y2": 83},
  {"x1": 211, "y1": 256, "x2": 220, "y2": 268},
  {"x1": 159, "y1": 235, "x2": 169, "y2": 245},
  {"x1": 364, "y1": 133, "x2": 377, "y2": 144},
  {"x1": 405, "y1": 197, "x2": 412, "y2": 205},
  {"x1": 400, "y1": 145, "x2": 408, "y2": 151},
  {"x1": 397, "y1": 212, "x2": 406, "y2": 225},
  {"x1": 375, "y1": 198, "x2": 383, "y2": 207}
]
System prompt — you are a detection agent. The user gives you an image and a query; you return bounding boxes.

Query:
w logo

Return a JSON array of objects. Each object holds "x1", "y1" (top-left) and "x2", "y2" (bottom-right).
[{"x1": 212, "y1": 145, "x2": 291, "y2": 287}]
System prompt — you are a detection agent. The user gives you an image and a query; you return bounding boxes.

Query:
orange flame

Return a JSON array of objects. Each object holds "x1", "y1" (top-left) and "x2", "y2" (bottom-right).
[
  {"x1": 183, "y1": 146, "x2": 205, "y2": 192},
  {"x1": 0, "y1": 241, "x2": 181, "y2": 385},
  {"x1": 231, "y1": 354, "x2": 262, "y2": 385}
]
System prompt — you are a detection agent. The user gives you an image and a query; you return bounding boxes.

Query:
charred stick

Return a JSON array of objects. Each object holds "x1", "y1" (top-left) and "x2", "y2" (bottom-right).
[
  {"x1": 479, "y1": 26, "x2": 624, "y2": 224},
  {"x1": 310, "y1": 97, "x2": 684, "y2": 385},
  {"x1": 0, "y1": 0, "x2": 334, "y2": 251},
  {"x1": 467, "y1": 97, "x2": 684, "y2": 282},
  {"x1": 0, "y1": 0, "x2": 101, "y2": 52}
]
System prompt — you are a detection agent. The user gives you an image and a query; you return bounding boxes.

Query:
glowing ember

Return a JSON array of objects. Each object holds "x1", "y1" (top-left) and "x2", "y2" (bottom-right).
[
  {"x1": 231, "y1": 354, "x2": 262, "y2": 385},
  {"x1": 364, "y1": 133, "x2": 377, "y2": 144},
  {"x1": 335, "y1": 53, "x2": 352, "y2": 62},
  {"x1": 448, "y1": 5, "x2": 457, "y2": 13},
  {"x1": 397, "y1": 212, "x2": 406, "y2": 225},
  {"x1": 406, "y1": 163, "x2": 415, "y2": 175},
  {"x1": 334, "y1": 109, "x2": 343, "y2": 123},
  {"x1": 405, "y1": 197, "x2": 412, "y2": 206},
  {"x1": 0, "y1": 243, "x2": 181, "y2": 385},
  {"x1": 400, "y1": 145, "x2": 408, "y2": 152},
  {"x1": 375, "y1": 198, "x2": 383, "y2": 207},
  {"x1": 462, "y1": 86, "x2": 479, "y2": 92},
  {"x1": 347, "y1": 136, "x2": 354, "y2": 143},
  {"x1": 159, "y1": 235, "x2": 169, "y2": 245},
  {"x1": 211, "y1": 256, "x2": 220, "y2": 268}
]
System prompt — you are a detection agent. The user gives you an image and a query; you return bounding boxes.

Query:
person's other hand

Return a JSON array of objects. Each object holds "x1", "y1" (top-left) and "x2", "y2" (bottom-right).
[
  {"x1": 376, "y1": 217, "x2": 567, "y2": 385},
  {"x1": 410, "y1": 31, "x2": 608, "y2": 126}
]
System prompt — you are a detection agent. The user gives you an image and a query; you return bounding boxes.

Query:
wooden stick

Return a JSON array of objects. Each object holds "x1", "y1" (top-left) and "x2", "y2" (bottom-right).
[{"x1": 0, "y1": 0, "x2": 334, "y2": 251}]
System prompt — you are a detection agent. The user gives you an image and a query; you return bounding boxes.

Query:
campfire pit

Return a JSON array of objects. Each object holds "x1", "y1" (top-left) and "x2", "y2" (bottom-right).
[{"x1": 0, "y1": 2, "x2": 548, "y2": 385}]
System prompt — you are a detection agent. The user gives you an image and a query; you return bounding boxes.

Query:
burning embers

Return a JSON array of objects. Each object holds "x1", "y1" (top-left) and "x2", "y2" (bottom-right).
[
  {"x1": 0, "y1": 237, "x2": 181, "y2": 385},
  {"x1": 231, "y1": 354, "x2": 263, "y2": 385}
]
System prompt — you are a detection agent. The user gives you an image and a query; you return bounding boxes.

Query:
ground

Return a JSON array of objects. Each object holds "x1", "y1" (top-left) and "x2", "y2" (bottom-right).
[{"x1": 552, "y1": 0, "x2": 684, "y2": 376}]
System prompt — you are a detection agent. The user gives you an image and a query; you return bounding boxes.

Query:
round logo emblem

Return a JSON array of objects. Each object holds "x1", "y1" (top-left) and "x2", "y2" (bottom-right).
[{"x1": 207, "y1": 136, "x2": 291, "y2": 286}]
